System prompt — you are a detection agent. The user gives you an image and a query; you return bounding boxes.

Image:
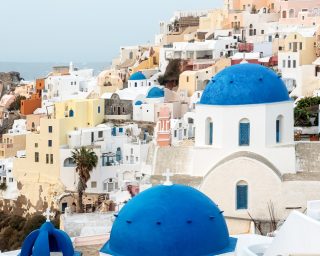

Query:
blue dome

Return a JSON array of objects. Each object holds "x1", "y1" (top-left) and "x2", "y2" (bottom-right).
[
  {"x1": 129, "y1": 72, "x2": 146, "y2": 81},
  {"x1": 200, "y1": 64, "x2": 290, "y2": 105},
  {"x1": 146, "y1": 87, "x2": 164, "y2": 98},
  {"x1": 135, "y1": 100, "x2": 143, "y2": 106},
  {"x1": 20, "y1": 221, "x2": 80, "y2": 256},
  {"x1": 101, "y1": 184, "x2": 236, "y2": 256}
]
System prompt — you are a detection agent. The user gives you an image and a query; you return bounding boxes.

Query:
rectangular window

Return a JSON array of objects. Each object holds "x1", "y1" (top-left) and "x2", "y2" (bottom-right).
[
  {"x1": 9, "y1": 178, "x2": 13, "y2": 183},
  {"x1": 50, "y1": 154, "x2": 53, "y2": 164},
  {"x1": 46, "y1": 154, "x2": 49, "y2": 164},
  {"x1": 288, "y1": 60, "x2": 291, "y2": 68},
  {"x1": 293, "y1": 60, "x2": 296, "y2": 68},
  {"x1": 35, "y1": 152, "x2": 39, "y2": 162},
  {"x1": 236, "y1": 185, "x2": 248, "y2": 209},
  {"x1": 35, "y1": 143, "x2": 38, "y2": 148},
  {"x1": 91, "y1": 181, "x2": 97, "y2": 188},
  {"x1": 209, "y1": 122, "x2": 213, "y2": 145},
  {"x1": 98, "y1": 106, "x2": 101, "y2": 114},
  {"x1": 300, "y1": 42, "x2": 303, "y2": 50},
  {"x1": 282, "y1": 60, "x2": 286, "y2": 68},
  {"x1": 261, "y1": 30, "x2": 264, "y2": 34},
  {"x1": 98, "y1": 131, "x2": 103, "y2": 138},
  {"x1": 239, "y1": 123, "x2": 250, "y2": 146},
  {"x1": 48, "y1": 140, "x2": 52, "y2": 147},
  {"x1": 48, "y1": 126, "x2": 53, "y2": 133},
  {"x1": 276, "y1": 120, "x2": 280, "y2": 143},
  {"x1": 174, "y1": 130, "x2": 177, "y2": 137}
]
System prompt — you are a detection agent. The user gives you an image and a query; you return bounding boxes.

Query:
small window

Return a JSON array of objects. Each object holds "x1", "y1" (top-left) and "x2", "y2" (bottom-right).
[
  {"x1": 48, "y1": 140, "x2": 52, "y2": 147},
  {"x1": 50, "y1": 154, "x2": 53, "y2": 164},
  {"x1": 288, "y1": 60, "x2": 291, "y2": 68},
  {"x1": 35, "y1": 152, "x2": 39, "y2": 162},
  {"x1": 187, "y1": 76, "x2": 189, "y2": 83},
  {"x1": 236, "y1": 181, "x2": 248, "y2": 210},
  {"x1": 98, "y1": 106, "x2": 101, "y2": 114},
  {"x1": 91, "y1": 181, "x2": 97, "y2": 188},
  {"x1": 293, "y1": 60, "x2": 296, "y2": 68},
  {"x1": 98, "y1": 131, "x2": 103, "y2": 138},
  {"x1": 9, "y1": 178, "x2": 13, "y2": 183},
  {"x1": 46, "y1": 154, "x2": 49, "y2": 164},
  {"x1": 261, "y1": 30, "x2": 264, "y2": 35},
  {"x1": 131, "y1": 148, "x2": 133, "y2": 154},
  {"x1": 48, "y1": 126, "x2": 53, "y2": 133},
  {"x1": 174, "y1": 130, "x2": 177, "y2": 137},
  {"x1": 239, "y1": 120, "x2": 250, "y2": 146},
  {"x1": 35, "y1": 143, "x2": 38, "y2": 148},
  {"x1": 282, "y1": 60, "x2": 286, "y2": 68}
]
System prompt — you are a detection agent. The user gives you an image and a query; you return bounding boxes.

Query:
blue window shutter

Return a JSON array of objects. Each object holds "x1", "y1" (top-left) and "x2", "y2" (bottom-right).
[
  {"x1": 239, "y1": 123, "x2": 250, "y2": 146},
  {"x1": 112, "y1": 127, "x2": 116, "y2": 136},
  {"x1": 209, "y1": 122, "x2": 213, "y2": 145},
  {"x1": 276, "y1": 120, "x2": 280, "y2": 143},
  {"x1": 237, "y1": 185, "x2": 248, "y2": 209}
]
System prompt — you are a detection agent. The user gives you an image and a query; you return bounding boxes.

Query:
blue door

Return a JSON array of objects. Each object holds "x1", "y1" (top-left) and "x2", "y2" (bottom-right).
[
  {"x1": 236, "y1": 185, "x2": 248, "y2": 209},
  {"x1": 239, "y1": 123, "x2": 250, "y2": 146}
]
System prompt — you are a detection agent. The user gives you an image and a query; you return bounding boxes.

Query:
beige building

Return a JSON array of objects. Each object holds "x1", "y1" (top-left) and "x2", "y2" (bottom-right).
[
  {"x1": 97, "y1": 69, "x2": 124, "y2": 95},
  {"x1": 0, "y1": 133, "x2": 26, "y2": 158},
  {"x1": 13, "y1": 99, "x2": 105, "y2": 213},
  {"x1": 178, "y1": 58, "x2": 231, "y2": 97}
]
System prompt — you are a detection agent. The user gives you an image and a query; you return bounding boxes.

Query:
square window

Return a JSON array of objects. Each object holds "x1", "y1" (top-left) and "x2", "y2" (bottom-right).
[
  {"x1": 9, "y1": 178, "x2": 13, "y2": 183},
  {"x1": 91, "y1": 181, "x2": 97, "y2": 188},
  {"x1": 98, "y1": 131, "x2": 103, "y2": 138}
]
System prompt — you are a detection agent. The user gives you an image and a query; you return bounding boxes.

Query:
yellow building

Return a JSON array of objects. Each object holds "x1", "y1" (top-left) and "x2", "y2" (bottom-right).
[
  {"x1": 178, "y1": 58, "x2": 231, "y2": 97},
  {"x1": 131, "y1": 47, "x2": 160, "y2": 74},
  {"x1": 13, "y1": 98, "x2": 104, "y2": 212},
  {"x1": 0, "y1": 133, "x2": 26, "y2": 158},
  {"x1": 199, "y1": 9, "x2": 229, "y2": 32}
]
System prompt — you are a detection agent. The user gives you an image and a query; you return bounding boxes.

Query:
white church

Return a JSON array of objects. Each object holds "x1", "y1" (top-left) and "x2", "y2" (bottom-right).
[{"x1": 152, "y1": 63, "x2": 320, "y2": 233}]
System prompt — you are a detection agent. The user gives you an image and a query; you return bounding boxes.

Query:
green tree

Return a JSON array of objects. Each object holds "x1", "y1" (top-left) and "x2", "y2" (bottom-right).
[
  {"x1": 71, "y1": 147, "x2": 98, "y2": 213},
  {"x1": 8, "y1": 95, "x2": 26, "y2": 111}
]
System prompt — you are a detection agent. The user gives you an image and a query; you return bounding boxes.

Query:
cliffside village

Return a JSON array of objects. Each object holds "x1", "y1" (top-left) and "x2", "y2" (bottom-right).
[{"x1": 2, "y1": 1, "x2": 320, "y2": 254}]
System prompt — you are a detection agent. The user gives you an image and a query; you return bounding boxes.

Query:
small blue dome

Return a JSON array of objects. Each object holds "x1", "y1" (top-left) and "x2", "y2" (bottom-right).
[
  {"x1": 146, "y1": 87, "x2": 164, "y2": 98},
  {"x1": 20, "y1": 221, "x2": 79, "y2": 256},
  {"x1": 129, "y1": 72, "x2": 146, "y2": 81},
  {"x1": 200, "y1": 64, "x2": 290, "y2": 105},
  {"x1": 101, "y1": 184, "x2": 236, "y2": 256},
  {"x1": 135, "y1": 100, "x2": 143, "y2": 106}
]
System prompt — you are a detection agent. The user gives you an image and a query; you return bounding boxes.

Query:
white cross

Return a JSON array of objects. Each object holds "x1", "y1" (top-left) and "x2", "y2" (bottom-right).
[
  {"x1": 43, "y1": 207, "x2": 54, "y2": 222},
  {"x1": 162, "y1": 169, "x2": 173, "y2": 186}
]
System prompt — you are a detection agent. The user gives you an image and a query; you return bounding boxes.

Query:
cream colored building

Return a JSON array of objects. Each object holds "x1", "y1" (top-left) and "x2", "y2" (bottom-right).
[
  {"x1": 178, "y1": 58, "x2": 231, "y2": 97},
  {"x1": 97, "y1": 69, "x2": 124, "y2": 95},
  {"x1": 13, "y1": 99, "x2": 105, "y2": 213},
  {"x1": 0, "y1": 133, "x2": 26, "y2": 159}
]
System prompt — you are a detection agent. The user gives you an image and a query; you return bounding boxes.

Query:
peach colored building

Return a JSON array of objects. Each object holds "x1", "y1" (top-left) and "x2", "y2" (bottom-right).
[
  {"x1": 26, "y1": 114, "x2": 46, "y2": 131},
  {"x1": 279, "y1": 0, "x2": 320, "y2": 26},
  {"x1": 20, "y1": 78, "x2": 44, "y2": 116},
  {"x1": 225, "y1": 0, "x2": 278, "y2": 12},
  {"x1": 156, "y1": 107, "x2": 171, "y2": 147}
]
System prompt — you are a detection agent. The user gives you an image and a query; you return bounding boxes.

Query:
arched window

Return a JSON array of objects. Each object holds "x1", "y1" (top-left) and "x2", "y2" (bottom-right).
[
  {"x1": 289, "y1": 9, "x2": 294, "y2": 18},
  {"x1": 64, "y1": 158, "x2": 76, "y2": 167},
  {"x1": 239, "y1": 119, "x2": 250, "y2": 146},
  {"x1": 282, "y1": 10, "x2": 287, "y2": 18},
  {"x1": 276, "y1": 115, "x2": 283, "y2": 143},
  {"x1": 205, "y1": 117, "x2": 213, "y2": 145},
  {"x1": 69, "y1": 109, "x2": 74, "y2": 117},
  {"x1": 236, "y1": 180, "x2": 248, "y2": 210}
]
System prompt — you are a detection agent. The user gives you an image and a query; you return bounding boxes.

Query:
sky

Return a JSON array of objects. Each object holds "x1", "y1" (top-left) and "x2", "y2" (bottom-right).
[{"x1": 0, "y1": 0, "x2": 223, "y2": 63}]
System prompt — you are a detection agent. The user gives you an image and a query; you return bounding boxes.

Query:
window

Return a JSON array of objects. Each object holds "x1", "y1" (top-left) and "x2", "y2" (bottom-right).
[
  {"x1": 91, "y1": 181, "x2": 97, "y2": 188},
  {"x1": 98, "y1": 131, "x2": 103, "y2": 138},
  {"x1": 46, "y1": 154, "x2": 49, "y2": 164},
  {"x1": 293, "y1": 60, "x2": 296, "y2": 68},
  {"x1": 9, "y1": 178, "x2": 13, "y2": 183},
  {"x1": 288, "y1": 60, "x2": 291, "y2": 68},
  {"x1": 300, "y1": 42, "x2": 302, "y2": 50},
  {"x1": 69, "y1": 109, "x2": 74, "y2": 117},
  {"x1": 35, "y1": 143, "x2": 38, "y2": 148},
  {"x1": 131, "y1": 148, "x2": 133, "y2": 154},
  {"x1": 174, "y1": 130, "x2": 177, "y2": 137},
  {"x1": 98, "y1": 106, "x2": 101, "y2": 114},
  {"x1": 48, "y1": 140, "x2": 52, "y2": 147},
  {"x1": 282, "y1": 60, "x2": 286, "y2": 68},
  {"x1": 205, "y1": 118, "x2": 213, "y2": 145},
  {"x1": 35, "y1": 152, "x2": 39, "y2": 162},
  {"x1": 64, "y1": 157, "x2": 75, "y2": 167},
  {"x1": 261, "y1": 30, "x2": 264, "y2": 35},
  {"x1": 50, "y1": 154, "x2": 53, "y2": 164},
  {"x1": 276, "y1": 116, "x2": 283, "y2": 143},
  {"x1": 135, "y1": 82, "x2": 137, "y2": 87},
  {"x1": 239, "y1": 119, "x2": 250, "y2": 146},
  {"x1": 236, "y1": 181, "x2": 248, "y2": 210},
  {"x1": 48, "y1": 126, "x2": 53, "y2": 133},
  {"x1": 187, "y1": 76, "x2": 189, "y2": 83}
]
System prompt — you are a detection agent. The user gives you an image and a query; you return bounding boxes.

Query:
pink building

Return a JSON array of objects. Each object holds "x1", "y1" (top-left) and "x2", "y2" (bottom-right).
[
  {"x1": 279, "y1": 0, "x2": 320, "y2": 26},
  {"x1": 156, "y1": 107, "x2": 171, "y2": 147}
]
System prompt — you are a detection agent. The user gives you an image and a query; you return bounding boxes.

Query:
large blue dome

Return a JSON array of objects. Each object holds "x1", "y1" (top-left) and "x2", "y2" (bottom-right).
[
  {"x1": 20, "y1": 221, "x2": 80, "y2": 256},
  {"x1": 200, "y1": 64, "x2": 290, "y2": 105},
  {"x1": 146, "y1": 87, "x2": 164, "y2": 98},
  {"x1": 129, "y1": 72, "x2": 146, "y2": 81},
  {"x1": 101, "y1": 184, "x2": 236, "y2": 256}
]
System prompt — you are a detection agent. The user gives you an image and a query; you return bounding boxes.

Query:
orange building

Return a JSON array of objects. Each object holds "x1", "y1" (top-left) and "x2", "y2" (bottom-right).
[{"x1": 20, "y1": 78, "x2": 45, "y2": 115}]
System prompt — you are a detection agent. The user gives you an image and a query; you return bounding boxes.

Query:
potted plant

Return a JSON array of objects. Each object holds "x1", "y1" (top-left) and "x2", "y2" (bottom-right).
[{"x1": 310, "y1": 134, "x2": 319, "y2": 141}]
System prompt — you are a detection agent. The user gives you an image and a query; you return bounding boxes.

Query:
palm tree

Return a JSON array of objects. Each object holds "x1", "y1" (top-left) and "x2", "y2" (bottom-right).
[{"x1": 71, "y1": 147, "x2": 98, "y2": 213}]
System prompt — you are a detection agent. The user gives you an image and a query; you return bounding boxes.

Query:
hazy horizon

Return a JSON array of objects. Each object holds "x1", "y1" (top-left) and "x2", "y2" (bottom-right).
[{"x1": 0, "y1": 0, "x2": 223, "y2": 63}]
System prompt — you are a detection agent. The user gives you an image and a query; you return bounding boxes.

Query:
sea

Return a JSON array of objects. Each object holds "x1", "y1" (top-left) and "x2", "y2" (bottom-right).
[{"x1": 0, "y1": 62, "x2": 111, "y2": 81}]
